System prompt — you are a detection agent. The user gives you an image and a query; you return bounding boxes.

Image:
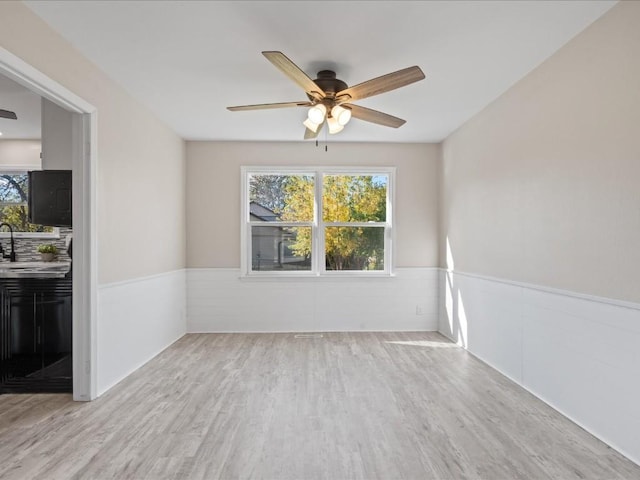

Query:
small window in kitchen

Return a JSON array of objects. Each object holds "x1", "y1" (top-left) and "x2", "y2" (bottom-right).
[{"x1": 0, "y1": 172, "x2": 58, "y2": 237}]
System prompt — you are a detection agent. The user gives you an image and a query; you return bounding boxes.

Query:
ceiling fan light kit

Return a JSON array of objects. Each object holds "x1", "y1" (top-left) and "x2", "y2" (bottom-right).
[
  {"x1": 327, "y1": 116, "x2": 344, "y2": 134},
  {"x1": 303, "y1": 117, "x2": 320, "y2": 133},
  {"x1": 332, "y1": 105, "x2": 352, "y2": 126},
  {"x1": 227, "y1": 51, "x2": 425, "y2": 139},
  {"x1": 307, "y1": 104, "x2": 326, "y2": 124}
]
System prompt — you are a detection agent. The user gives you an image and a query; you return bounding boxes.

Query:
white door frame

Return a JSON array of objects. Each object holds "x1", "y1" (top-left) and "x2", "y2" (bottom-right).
[{"x1": 0, "y1": 48, "x2": 97, "y2": 400}]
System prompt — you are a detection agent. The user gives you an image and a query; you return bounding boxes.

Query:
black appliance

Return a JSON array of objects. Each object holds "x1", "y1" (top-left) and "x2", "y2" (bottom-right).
[{"x1": 28, "y1": 170, "x2": 72, "y2": 227}]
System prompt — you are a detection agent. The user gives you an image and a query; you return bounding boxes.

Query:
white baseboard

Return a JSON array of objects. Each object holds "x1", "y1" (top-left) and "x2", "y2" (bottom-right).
[
  {"x1": 97, "y1": 269, "x2": 187, "y2": 395},
  {"x1": 187, "y1": 267, "x2": 439, "y2": 332},
  {"x1": 439, "y1": 269, "x2": 640, "y2": 466}
]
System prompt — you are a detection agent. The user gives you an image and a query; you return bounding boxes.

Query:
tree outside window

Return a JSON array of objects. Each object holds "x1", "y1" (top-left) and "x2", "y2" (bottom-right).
[{"x1": 0, "y1": 173, "x2": 54, "y2": 233}]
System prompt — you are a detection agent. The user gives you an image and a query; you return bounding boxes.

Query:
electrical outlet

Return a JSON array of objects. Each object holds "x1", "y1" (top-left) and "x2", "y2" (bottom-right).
[{"x1": 416, "y1": 304, "x2": 426, "y2": 315}]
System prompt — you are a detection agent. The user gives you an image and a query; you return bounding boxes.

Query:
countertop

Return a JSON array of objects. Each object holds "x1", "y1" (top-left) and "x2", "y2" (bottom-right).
[{"x1": 0, "y1": 261, "x2": 71, "y2": 279}]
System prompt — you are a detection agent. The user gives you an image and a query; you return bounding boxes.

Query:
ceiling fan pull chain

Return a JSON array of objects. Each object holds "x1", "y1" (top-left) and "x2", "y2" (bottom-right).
[{"x1": 325, "y1": 125, "x2": 328, "y2": 152}]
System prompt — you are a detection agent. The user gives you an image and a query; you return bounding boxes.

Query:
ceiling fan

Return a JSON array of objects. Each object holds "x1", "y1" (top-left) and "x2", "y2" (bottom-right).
[
  {"x1": 0, "y1": 109, "x2": 17, "y2": 120},
  {"x1": 227, "y1": 51, "x2": 425, "y2": 139}
]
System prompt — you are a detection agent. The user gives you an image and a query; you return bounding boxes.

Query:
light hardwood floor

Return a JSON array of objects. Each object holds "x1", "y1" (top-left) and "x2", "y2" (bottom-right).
[{"x1": 0, "y1": 332, "x2": 638, "y2": 480}]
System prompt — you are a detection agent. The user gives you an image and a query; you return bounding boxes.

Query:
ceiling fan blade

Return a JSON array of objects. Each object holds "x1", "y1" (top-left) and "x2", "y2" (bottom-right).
[
  {"x1": 304, "y1": 120, "x2": 324, "y2": 139},
  {"x1": 262, "y1": 51, "x2": 325, "y2": 100},
  {"x1": 336, "y1": 66, "x2": 425, "y2": 103},
  {"x1": 0, "y1": 109, "x2": 17, "y2": 120},
  {"x1": 346, "y1": 104, "x2": 406, "y2": 128},
  {"x1": 227, "y1": 101, "x2": 312, "y2": 111}
]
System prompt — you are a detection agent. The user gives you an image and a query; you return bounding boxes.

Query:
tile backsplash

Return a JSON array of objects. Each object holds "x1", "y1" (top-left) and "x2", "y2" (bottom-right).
[{"x1": 0, "y1": 227, "x2": 72, "y2": 263}]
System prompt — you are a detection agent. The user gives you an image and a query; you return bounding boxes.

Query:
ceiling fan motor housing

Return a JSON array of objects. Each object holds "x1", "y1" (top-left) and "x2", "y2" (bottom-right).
[{"x1": 308, "y1": 70, "x2": 348, "y2": 103}]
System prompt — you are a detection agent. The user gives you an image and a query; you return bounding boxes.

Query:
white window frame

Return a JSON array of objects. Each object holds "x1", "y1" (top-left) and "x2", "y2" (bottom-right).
[
  {"x1": 241, "y1": 166, "x2": 395, "y2": 277},
  {"x1": 0, "y1": 169, "x2": 60, "y2": 239}
]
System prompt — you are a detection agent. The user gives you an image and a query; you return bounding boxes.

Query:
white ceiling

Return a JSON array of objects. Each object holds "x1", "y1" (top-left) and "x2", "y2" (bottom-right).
[
  {"x1": 0, "y1": 73, "x2": 41, "y2": 139},
  {"x1": 24, "y1": 0, "x2": 616, "y2": 143}
]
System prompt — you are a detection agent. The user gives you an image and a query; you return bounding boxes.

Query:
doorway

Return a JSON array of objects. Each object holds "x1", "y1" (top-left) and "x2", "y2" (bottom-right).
[{"x1": 0, "y1": 47, "x2": 97, "y2": 400}]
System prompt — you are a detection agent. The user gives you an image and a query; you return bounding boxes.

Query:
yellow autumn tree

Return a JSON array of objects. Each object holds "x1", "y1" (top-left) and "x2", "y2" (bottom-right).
[
  {"x1": 279, "y1": 175, "x2": 314, "y2": 259},
  {"x1": 281, "y1": 175, "x2": 386, "y2": 270}
]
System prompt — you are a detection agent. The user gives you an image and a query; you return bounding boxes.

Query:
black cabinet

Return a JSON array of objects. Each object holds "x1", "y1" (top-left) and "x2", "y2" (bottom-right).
[
  {"x1": 0, "y1": 277, "x2": 72, "y2": 393},
  {"x1": 28, "y1": 170, "x2": 72, "y2": 227}
]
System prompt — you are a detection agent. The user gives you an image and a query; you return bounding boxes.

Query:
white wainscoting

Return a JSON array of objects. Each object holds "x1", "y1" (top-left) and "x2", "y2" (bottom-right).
[
  {"x1": 187, "y1": 268, "x2": 439, "y2": 333},
  {"x1": 439, "y1": 269, "x2": 640, "y2": 466},
  {"x1": 97, "y1": 269, "x2": 187, "y2": 395}
]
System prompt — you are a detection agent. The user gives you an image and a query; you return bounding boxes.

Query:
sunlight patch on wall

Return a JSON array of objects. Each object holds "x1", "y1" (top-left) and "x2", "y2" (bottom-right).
[{"x1": 446, "y1": 235, "x2": 455, "y2": 270}]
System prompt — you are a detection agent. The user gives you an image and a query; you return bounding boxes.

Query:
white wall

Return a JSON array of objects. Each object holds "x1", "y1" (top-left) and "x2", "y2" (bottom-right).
[
  {"x1": 439, "y1": 1, "x2": 640, "y2": 467},
  {"x1": 189, "y1": 268, "x2": 438, "y2": 332},
  {"x1": 0, "y1": 139, "x2": 41, "y2": 169},
  {"x1": 98, "y1": 270, "x2": 186, "y2": 395},
  {"x1": 440, "y1": 270, "x2": 640, "y2": 465},
  {"x1": 41, "y1": 97, "x2": 72, "y2": 169}
]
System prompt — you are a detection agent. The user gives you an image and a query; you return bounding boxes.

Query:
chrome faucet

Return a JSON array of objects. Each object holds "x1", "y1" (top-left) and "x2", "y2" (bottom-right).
[{"x1": 0, "y1": 223, "x2": 16, "y2": 262}]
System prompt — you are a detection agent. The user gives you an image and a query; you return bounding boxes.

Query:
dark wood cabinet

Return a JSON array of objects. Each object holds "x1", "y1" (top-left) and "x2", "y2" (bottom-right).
[{"x1": 0, "y1": 277, "x2": 72, "y2": 393}]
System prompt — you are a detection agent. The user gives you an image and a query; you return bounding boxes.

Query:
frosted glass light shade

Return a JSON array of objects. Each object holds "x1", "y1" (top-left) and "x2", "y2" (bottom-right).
[
  {"x1": 331, "y1": 105, "x2": 352, "y2": 126},
  {"x1": 327, "y1": 116, "x2": 344, "y2": 134},
  {"x1": 303, "y1": 118, "x2": 320, "y2": 132},
  {"x1": 308, "y1": 104, "x2": 327, "y2": 124}
]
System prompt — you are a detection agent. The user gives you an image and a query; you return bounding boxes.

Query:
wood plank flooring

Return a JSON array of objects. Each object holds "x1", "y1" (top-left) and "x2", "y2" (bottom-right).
[{"x1": 0, "y1": 332, "x2": 638, "y2": 479}]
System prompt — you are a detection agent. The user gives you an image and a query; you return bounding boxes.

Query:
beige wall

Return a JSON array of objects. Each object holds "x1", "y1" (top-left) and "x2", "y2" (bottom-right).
[
  {"x1": 187, "y1": 141, "x2": 440, "y2": 268},
  {"x1": 0, "y1": 2, "x2": 186, "y2": 284},
  {"x1": 41, "y1": 97, "x2": 72, "y2": 170},
  {"x1": 441, "y1": 1, "x2": 640, "y2": 302},
  {"x1": 0, "y1": 139, "x2": 41, "y2": 169}
]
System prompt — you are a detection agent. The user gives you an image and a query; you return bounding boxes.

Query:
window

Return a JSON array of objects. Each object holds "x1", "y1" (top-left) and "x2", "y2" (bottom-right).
[
  {"x1": 242, "y1": 167, "x2": 394, "y2": 276},
  {"x1": 0, "y1": 172, "x2": 57, "y2": 237}
]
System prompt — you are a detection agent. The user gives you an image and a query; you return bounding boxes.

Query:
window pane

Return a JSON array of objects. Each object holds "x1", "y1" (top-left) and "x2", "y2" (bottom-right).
[
  {"x1": 249, "y1": 174, "x2": 314, "y2": 222},
  {"x1": 0, "y1": 174, "x2": 53, "y2": 233},
  {"x1": 251, "y1": 226, "x2": 312, "y2": 271},
  {"x1": 0, "y1": 173, "x2": 28, "y2": 203},
  {"x1": 325, "y1": 227, "x2": 384, "y2": 271},
  {"x1": 323, "y1": 175, "x2": 387, "y2": 222}
]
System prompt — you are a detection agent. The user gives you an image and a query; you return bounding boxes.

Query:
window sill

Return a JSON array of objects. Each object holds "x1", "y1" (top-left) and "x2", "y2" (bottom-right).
[{"x1": 240, "y1": 272, "x2": 396, "y2": 281}]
